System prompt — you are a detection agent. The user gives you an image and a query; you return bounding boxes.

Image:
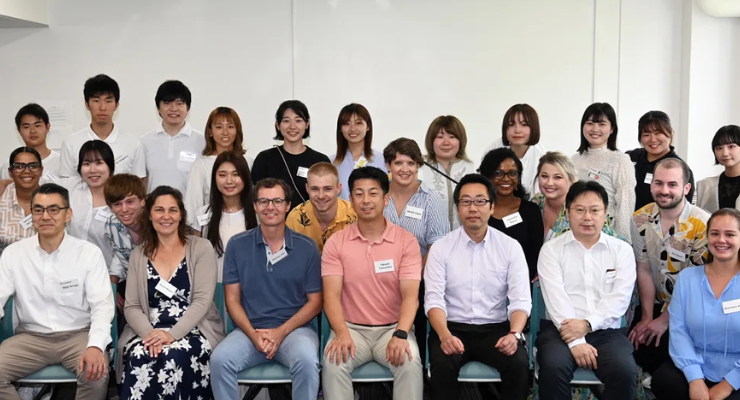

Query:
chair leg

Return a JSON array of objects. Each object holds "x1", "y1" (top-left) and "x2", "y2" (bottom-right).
[
  {"x1": 242, "y1": 384, "x2": 265, "y2": 400},
  {"x1": 32, "y1": 384, "x2": 52, "y2": 400},
  {"x1": 268, "y1": 384, "x2": 292, "y2": 399}
]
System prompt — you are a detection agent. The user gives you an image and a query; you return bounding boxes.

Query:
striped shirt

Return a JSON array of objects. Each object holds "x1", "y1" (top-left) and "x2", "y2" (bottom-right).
[{"x1": 383, "y1": 184, "x2": 450, "y2": 257}]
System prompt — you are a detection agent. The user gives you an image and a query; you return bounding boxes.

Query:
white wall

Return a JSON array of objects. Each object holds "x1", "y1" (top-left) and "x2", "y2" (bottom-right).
[
  {"x1": 0, "y1": 0, "x2": 48, "y2": 27},
  {"x1": 0, "y1": 0, "x2": 737, "y2": 180}
]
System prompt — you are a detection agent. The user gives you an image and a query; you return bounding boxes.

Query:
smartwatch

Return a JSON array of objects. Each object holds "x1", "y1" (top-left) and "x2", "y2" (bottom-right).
[{"x1": 392, "y1": 329, "x2": 408, "y2": 340}]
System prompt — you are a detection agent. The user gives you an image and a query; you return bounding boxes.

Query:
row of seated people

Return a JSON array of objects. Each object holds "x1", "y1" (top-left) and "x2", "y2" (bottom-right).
[{"x1": 0, "y1": 162, "x2": 738, "y2": 400}]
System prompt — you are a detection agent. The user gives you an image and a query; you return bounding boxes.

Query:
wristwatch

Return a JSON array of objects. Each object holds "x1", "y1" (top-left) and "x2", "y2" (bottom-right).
[
  {"x1": 392, "y1": 329, "x2": 408, "y2": 340},
  {"x1": 509, "y1": 331, "x2": 526, "y2": 345}
]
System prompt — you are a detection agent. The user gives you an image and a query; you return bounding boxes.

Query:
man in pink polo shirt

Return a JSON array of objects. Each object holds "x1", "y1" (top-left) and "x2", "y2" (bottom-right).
[{"x1": 321, "y1": 166, "x2": 424, "y2": 400}]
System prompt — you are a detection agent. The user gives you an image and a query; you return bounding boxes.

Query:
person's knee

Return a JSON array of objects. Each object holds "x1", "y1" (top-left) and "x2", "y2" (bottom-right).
[
  {"x1": 290, "y1": 348, "x2": 319, "y2": 372},
  {"x1": 210, "y1": 347, "x2": 235, "y2": 374},
  {"x1": 508, "y1": 350, "x2": 529, "y2": 373}
]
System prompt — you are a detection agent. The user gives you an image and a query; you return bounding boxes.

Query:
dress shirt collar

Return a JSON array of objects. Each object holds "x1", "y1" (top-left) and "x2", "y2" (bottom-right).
[
  {"x1": 154, "y1": 122, "x2": 192, "y2": 137},
  {"x1": 255, "y1": 225, "x2": 294, "y2": 250},
  {"x1": 347, "y1": 218, "x2": 397, "y2": 244},
  {"x1": 562, "y1": 230, "x2": 608, "y2": 249},
  {"x1": 34, "y1": 232, "x2": 72, "y2": 256},
  {"x1": 86, "y1": 124, "x2": 119, "y2": 143},
  {"x1": 460, "y1": 226, "x2": 491, "y2": 247}
]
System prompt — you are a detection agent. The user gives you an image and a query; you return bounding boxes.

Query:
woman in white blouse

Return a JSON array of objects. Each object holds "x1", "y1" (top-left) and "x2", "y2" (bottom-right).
[
  {"x1": 419, "y1": 115, "x2": 476, "y2": 230},
  {"x1": 482, "y1": 103, "x2": 547, "y2": 195},
  {"x1": 571, "y1": 102, "x2": 636, "y2": 242},
  {"x1": 184, "y1": 107, "x2": 254, "y2": 228},
  {"x1": 193, "y1": 151, "x2": 257, "y2": 281},
  {"x1": 0, "y1": 147, "x2": 43, "y2": 254}
]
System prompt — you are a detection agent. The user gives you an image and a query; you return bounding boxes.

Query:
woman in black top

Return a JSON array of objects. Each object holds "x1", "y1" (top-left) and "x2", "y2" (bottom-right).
[
  {"x1": 251, "y1": 100, "x2": 330, "y2": 211},
  {"x1": 697, "y1": 125, "x2": 740, "y2": 213},
  {"x1": 626, "y1": 111, "x2": 695, "y2": 210},
  {"x1": 481, "y1": 148, "x2": 544, "y2": 281}
]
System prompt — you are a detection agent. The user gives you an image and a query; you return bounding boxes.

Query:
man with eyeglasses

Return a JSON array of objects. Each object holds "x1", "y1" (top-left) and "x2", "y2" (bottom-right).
[
  {"x1": 211, "y1": 178, "x2": 323, "y2": 400},
  {"x1": 628, "y1": 158, "x2": 709, "y2": 385},
  {"x1": 0, "y1": 183, "x2": 115, "y2": 400},
  {"x1": 424, "y1": 173, "x2": 531, "y2": 400},
  {"x1": 537, "y1": 180, "x2": 638, "y2": 400}
]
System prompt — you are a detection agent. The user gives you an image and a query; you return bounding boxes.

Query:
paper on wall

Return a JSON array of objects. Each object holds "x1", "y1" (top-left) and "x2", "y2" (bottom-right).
[{"x1": 39, "y1": 100, "x2": 73, "y2": 150}]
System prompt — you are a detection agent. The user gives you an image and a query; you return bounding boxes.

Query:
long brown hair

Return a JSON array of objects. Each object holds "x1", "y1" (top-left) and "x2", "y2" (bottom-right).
[
  {"x1": 706, "y1": 208, "x2": 740, "y2": 264},
  {"x1": 333, "y1": 103, "x2": 374, "y2": 164},
  {"x1": 202, "y1": 107, "x2": 246, "y2": 156},
  {"x1": 138, "y1": 186, "x2": 189, "y2": 258}
]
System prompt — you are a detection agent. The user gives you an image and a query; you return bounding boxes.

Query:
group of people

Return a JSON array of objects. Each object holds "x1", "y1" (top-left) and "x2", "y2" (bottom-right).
[{"x1": 0, "y1": 74, "x2": 737, "y2": 400}]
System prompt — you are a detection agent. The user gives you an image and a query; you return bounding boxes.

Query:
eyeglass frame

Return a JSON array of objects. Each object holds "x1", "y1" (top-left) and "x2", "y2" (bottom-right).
[
  {"x1": 254, "y1": 198, "x2": 287, "y2": 208},
  {"x1": 492, "y1": 169, "x2": 520, "y2": 180},
  {"x1": 31, "y1": 205, "x2": 70, "y2": 216},
  {"x1": 457, "y1": 198, "x2": 494, "y2": 207},
  {"x1": 10, "y1": 162, "x2": 42, "y2": 173}
]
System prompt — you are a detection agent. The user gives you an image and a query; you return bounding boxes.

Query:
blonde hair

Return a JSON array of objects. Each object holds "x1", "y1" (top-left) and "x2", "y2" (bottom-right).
[
  {"x1": 307, "y1": 162, "x2": 339, "y2": 178},
  {"x1": 536, "y1": 151, "x2": 578, "y2": 184}
]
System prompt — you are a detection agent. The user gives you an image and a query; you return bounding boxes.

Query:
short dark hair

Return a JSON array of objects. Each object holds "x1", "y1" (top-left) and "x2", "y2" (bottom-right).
[
  {"x1": 32, "y1": 183, "x2": 70, "y2": 207},
  {"x1": 577, "y1": 102, "x2": 619, "y2": 154},
  {"x1": 638, "y1": 110, "x2": 673, "y2": 144},
  {"x1": 453, "y1": 173, "x2": 497, "y2": 207},
  {"x1": 565, "y1": 181, "x2": 609, "y2": 210},
  {"x1": 84, "y1": 74, "x2": 120, "y2": 103},
  {"x1": 15, "y1": 103, "x2": 49, "y2": 130},
  {"x1": 77, "y1": 140, "x2": 115, "y2": 176},
  {"x1": 348, "y1": 166, "x2": 389, "y2": 195},
  {"x1": 9, "y1": 146, "x2": 42, "y2": 167},
  {"x1": 155, "y1": 80, "x2": 192, "y2": 110},
  {"x1": 654, "y1": 158, "x2": 691, "y2": 186},
  {"x1": 501, "y1": 104, "x2": 541, "y2": 146},
  {"x1": 253, "y1": 178, "x2": 293, "y2": 204},
  {"x1": 479, "y1": 148, "x2": 529, "y2": 200},
  {"x1": 712, "y1": 125, "x2": 740, "y2": 165},
  {"x1": 383, "y1": 138, "x2": 424, "y2": 165},
  {"x1": 274, "y1": 100, "x2": 311, "y2": 140}
]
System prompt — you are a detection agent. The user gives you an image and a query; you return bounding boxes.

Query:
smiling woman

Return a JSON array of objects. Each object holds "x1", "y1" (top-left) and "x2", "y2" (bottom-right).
[{"x1": 0, "y1": 147, "x2": 43, "y2": 254}]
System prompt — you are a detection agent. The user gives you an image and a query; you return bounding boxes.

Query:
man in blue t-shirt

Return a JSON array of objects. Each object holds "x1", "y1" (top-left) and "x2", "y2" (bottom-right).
[{"x1": 210, "y1": 178, "x2": 323, "y2": 400}]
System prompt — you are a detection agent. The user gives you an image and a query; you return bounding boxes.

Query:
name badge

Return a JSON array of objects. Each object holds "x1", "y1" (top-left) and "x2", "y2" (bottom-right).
[
  {"x1": 404, "y1": 206, "x2": 423, "y2": 220},
  {"x1": 587, "y1": 168, "x2": 601, "y2": 180},
  {"x1": 269, "y1": 248, "x2": 288, "y2": 264},
  {"x1": 179, "y1": 151, "x2": 197, "y2": 163},
  {"x1": 297, "y1": 167, "x2": 309, "y2": 178},
  {"x1": 723, "y1": 299, "x2": 740, "y2": 314},
  {"x1": 374, "y1": 259, "x2": 395, "y2": 274},
  {"x1": 94, "y1": 209, "x2": 112, "y2": 223},
  {"x1": 60, "y1": 278, "x2": 80, "y2": 291},
  {"x1": 605, "y1": 269, "x2": 617, "y2": 284},
  {"x1": 644, "y1": 173, "x2": 653, "y2": 184},
  {"x1": 155, "y1": 278, "x2": 177, "y2": 298},
  {"x1": 197, "y1": 212, "x2": 212, "y2": 227},
  {"x1": 668, "y1": 246, "x2": 687, "y2": 262},
  {"x1": 353, "y1": 156, "x2": 368, "y2": 169},
  {"x1": 545, "y1": 229, "x2": 556, "y2": 242},
  {"x1": 503, "y1": 212, "x2": 523, "y2": 228},
  {"x1": 18, "y1": 214, "x2": 33, "y2": 229}
]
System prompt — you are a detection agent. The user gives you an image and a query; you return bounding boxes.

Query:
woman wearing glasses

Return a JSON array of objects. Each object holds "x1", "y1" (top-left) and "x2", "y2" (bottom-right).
[
  {"x1": 480, "y1": 148, "x2": 543, "y2": 281},
  {"x1": 0, "y1": 147, "x2": 43, "y2": 254}
]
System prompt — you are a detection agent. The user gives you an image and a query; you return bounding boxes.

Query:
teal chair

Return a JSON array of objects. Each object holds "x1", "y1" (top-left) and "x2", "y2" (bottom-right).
[
  {"x1": 424, "y1": 322, "x2": 502, "y2": 382},
  {"x1": 0, "y1": 283, "x2": 119, "y2": 385}
]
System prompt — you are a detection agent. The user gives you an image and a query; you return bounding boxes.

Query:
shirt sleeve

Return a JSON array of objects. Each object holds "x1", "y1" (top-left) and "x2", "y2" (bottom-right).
[
  {"x1": 130, "y1": 141, "x2": 147, "y2": 178},
  {"x1": 304, "y1": 242, "x2": 323, "y2": 294},
  {"x1": 0, "y1": 249, "x2": 16, "y2": 320},
  {"x1": 506, "y1": 241, "x2": 532, "y2": 318},
  {"x1": 631, "y1": 217, "x2": 648, "y2": 263},
  {"x1": 423, "y1": 240, "x2": 447, "y2": 317},
  {"x1": 84, "y1": 248, "x2": 115, "y2": 351},
  {"x1": 613, "y1": 155, "x2": 637, "y2": 243},
  {"x1": 184, "y1": 160, "x2": 206, "y2": 228},
  {"x1": 668, "y1": 271, "x2": 705, "y2": 383},
  {"x1": 59, "y1": 139, "x2": 76, "y2": 178},
  {"x1": 425, "y1": 192, "x2": 450, "y2": 247},
  {"x1": 689, "y1": 220, "x2": 709, "y2": 266},
  {"x1": 586, "y1": 241, "x2": 636, "y2": 331},
  {"x1": 222, "y1": 236, "x2": 241, "y2": 285},
  {"x1": 321, "y1": 235, "x2": 344, "y2": 277},
  {"x1": 399, "y1": 233, "x2": 422, "y2": 281}
]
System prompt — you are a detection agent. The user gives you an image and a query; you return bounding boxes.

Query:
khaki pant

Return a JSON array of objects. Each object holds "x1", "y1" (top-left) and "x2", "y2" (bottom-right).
[
  {"x1": 0, "y1": 329, "x2": 108, "y2": 400},
  {"x1": 321, "y1": 323, "x2": 423, "y2": 400}
]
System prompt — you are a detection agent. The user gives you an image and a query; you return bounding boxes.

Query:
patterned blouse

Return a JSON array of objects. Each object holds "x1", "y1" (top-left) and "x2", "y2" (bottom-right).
[
  {"x1": 533, "y1": 193, "x2": 625, "y2": 243},
  {"x1": 0, "y1": 183, "x2": 35, "y2": 254}
]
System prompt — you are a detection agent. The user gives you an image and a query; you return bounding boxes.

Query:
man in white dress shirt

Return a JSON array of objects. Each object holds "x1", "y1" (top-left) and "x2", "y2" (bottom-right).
[
  {"x1": 139, "y1": 80, "x2": 205, "y2": 194},
  {"x1": 59, "y1": 74, "x2": 146, "y2": 180},
  {"x1": 0, "y1": 183, "x2": 115, "y2": 400},
  {"x1": 425, "y1": 173, "x2": 531, "y2": 400},
  {"x1": 536, "y1": 180, "x2": 637, "y2": 400}
]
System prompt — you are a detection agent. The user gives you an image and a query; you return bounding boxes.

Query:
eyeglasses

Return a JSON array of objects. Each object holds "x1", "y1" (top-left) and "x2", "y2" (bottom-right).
[
  {"x1": 458, "y1": 198, "x2": 493, "y2": 207},
  {"x1": 255, "y1": 198, "x2": 286, "y2": 208},
  {"x1": 492, "y1": 170, "x2": 520, "y2": 180},
  {"x1": 31, "y1": 205, "x2": 69, "y2": 216},
  {"x1": 569, "y1": 207, "x2": 605, "y2": 216},
  {"x1": 11, "y1": 162, "x2": 41, "y2": 173}
]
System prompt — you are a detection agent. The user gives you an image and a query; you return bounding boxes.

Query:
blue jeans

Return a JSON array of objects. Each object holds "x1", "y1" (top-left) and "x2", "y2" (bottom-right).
[{"x1": 210, "y1": 326, "x2": 319, "y2": 400}]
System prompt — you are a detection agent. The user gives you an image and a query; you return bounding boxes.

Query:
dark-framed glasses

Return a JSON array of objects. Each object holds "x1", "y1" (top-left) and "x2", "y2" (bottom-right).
[
  {"x1": 11, "y1": 162, "x2": 41, "y2": 173},
  {"x1": 31, "y1": 205, "x2": 69, "y2": 216},
  {"x1": 255, "y1": 198, "x2": 286, "y2": 208}
]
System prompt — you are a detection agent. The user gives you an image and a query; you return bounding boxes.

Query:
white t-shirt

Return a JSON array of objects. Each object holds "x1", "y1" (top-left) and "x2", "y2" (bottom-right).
[
  {"x1": 1, "y1": 150, "x2": 61, "y2": 180},
  {"x1": 481, "y1": 138, "x2": 547, "y2": 196},
  {"x1": 194, "y1": 205, "x2": 247, "y2": 282},
  {"x1": 59, "y1": 125, "x2": 146, "y2": 178},
  {"x1": 140, "y1": 122, "x2": 206, "y2": 194}
]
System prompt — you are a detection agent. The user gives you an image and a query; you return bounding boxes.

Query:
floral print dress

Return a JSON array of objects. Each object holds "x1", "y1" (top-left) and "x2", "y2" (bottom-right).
[{"x1": 120, "y1": 259, "x2": 213, "y2": 400}]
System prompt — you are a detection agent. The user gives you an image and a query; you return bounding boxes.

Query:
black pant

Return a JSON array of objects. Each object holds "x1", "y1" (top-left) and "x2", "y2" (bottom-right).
[
  {"x1": 536, "y1": 320, "x2": 637, "y2": 400},
  {"x1": 428, "y1": 321, "x2": 529, "y2": 400},
  {"x1": 414, "y1": 280, "x2": 427, "y2": 368},
  {"x1": 629, "y1": 303, "x2": 670, "y2": 375},
  {"x1": 652, "y1": 360, "x2": 740, "y2": 400}
]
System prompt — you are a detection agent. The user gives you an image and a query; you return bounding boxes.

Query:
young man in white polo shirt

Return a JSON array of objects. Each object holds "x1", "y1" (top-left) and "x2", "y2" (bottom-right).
[
  {"x1": 1, "y1": 104, "x2": 61, "y2": 179},
  {"x1": 139, "y1": 80, "x2": 205, "y2": 194},
  {"x1": 59, "y1": 74, "x2": 146, "y2": 180}
]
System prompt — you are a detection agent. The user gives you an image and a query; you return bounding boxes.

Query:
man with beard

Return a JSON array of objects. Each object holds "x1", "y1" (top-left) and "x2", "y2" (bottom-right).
[{"x1": 628, "y1": 158, "x2": 710, "y2": 382}]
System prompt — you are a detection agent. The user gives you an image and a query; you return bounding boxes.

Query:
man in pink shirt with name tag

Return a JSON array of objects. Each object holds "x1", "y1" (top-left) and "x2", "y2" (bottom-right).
[{"x1": 321, "y1": 166, "x2": 424, "y2": 400}]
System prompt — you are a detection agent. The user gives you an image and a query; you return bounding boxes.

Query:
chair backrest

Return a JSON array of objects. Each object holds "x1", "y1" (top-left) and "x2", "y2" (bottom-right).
[
  {"x1": 111, "y1": 283, "x2": 119, "y2": 365},
  {"x1": 213, "y1": 282, "x2": 227, "y2": 330}
]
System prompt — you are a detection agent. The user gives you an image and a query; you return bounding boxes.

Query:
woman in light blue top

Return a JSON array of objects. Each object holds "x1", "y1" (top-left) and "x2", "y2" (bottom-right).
[
  {"x1": 652, "y1": 208, "x2": 740, "y2": 400},
  {"x1": 330, "y1": 103, "x2": 387, "y2": 200}
]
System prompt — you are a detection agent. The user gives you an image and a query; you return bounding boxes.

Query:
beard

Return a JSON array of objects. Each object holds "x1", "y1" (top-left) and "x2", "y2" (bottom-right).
[{"x1": 656, "y1": 195, "x2": 683, "y2": 210}]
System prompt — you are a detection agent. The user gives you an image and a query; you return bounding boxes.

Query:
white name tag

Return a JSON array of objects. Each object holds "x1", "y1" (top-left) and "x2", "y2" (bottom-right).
[
  {"x1": 723, "y1": 299, "x2": 740, "y2": 314},
  {"x1": 587, "y1": 168, "x2": 601, "y2": 179},
  {"x1": 18, "y1": 214, "x2": 33, "y2": 229},
  {"x1": 404, "y1": 206, "x2": 423, "y2": 220},
  {"x1": 644, "y1": 173, "x2": 653, "y2": 184},
  {"x1": 503, "y1": 212, "x2": 523, "y2": 228},
  {"x1": 197, "y1": 212, "x2": 212, "y2": 227},
  {"x1": 155, "y1": 278, "x2": 177, "y2": 298},
  {"x1": 297, "y1": 167, "x2": 309, "y2": 178},
  {"x1": 353, "y1": 156, "x2": 368, "y2": 169},
  {"x1": 605, "y1": 270, "x2": 617, "y2": 284},
  {"x1": 179, "y1": 151, "x2": 197, "y2": 163},
  {"x1": 668, "y1": 246, "x2": 687, "y2": 262},
  {"x1": 94, "y1": 209, "x2": 112, "y2": 223},
  {"x1": 269, "y1": 248, "x2": 288, "y2": 264},
  {"x1": 374, "y1": 259, "x2": 395, "y2": 274},
  {"x1": 60, "y1": 278, "x2": 80, "y2": 291}
]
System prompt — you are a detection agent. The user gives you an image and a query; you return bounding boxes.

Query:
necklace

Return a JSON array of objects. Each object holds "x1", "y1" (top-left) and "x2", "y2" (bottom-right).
[{"x1": 707, "y1": 264, "x2": 739, "y2": 278}]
